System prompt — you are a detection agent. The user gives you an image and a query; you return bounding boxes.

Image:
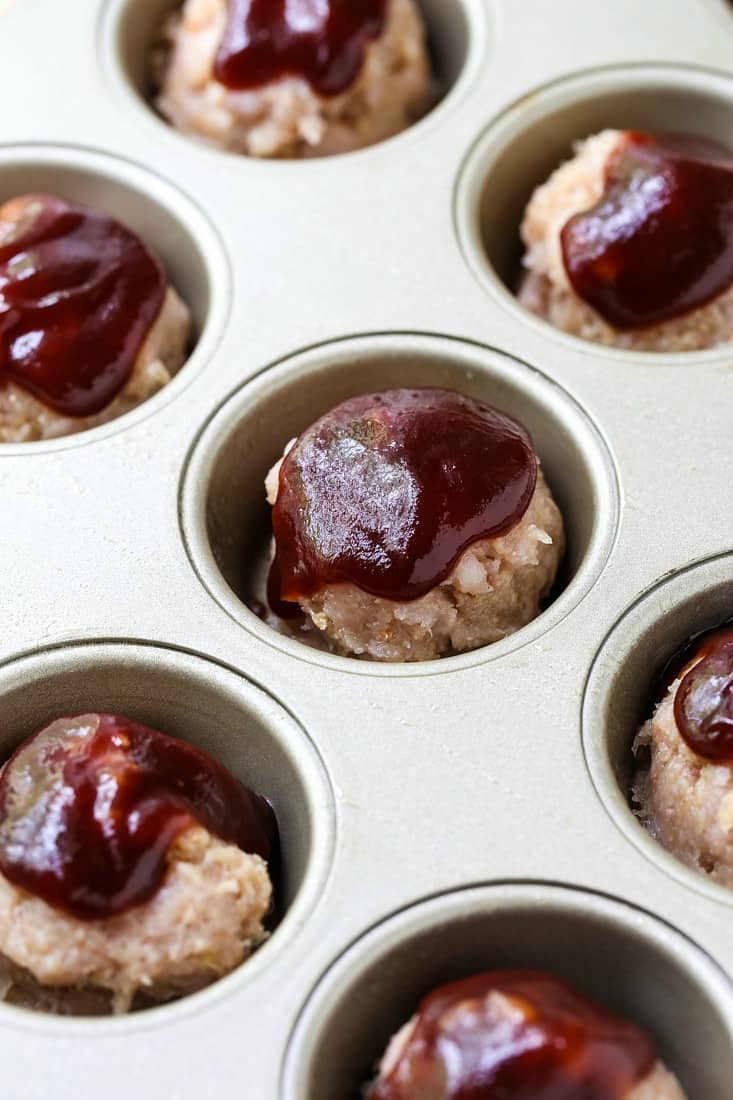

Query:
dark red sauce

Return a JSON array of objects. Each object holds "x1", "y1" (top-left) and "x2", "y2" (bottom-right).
[
  {"x1": 0, "y1": 714, "x2": 278, "y2": 920},
  {"x1": 368, "y1": 970, "x2": 656, "y2": 1099},
  {"x1": 214, "y1": 0, "x2": 387, "y2": 96},
  {"x1": 655, "y1": 617, "x2": 733, "y2": 700},
  {"x1": 561, "y1": 132, "x2": 733, "y2": 329},
  {"x1": 268, "y1": 388, "x2": 538, "y2": 610},
  {"x1": 266, "y1": 552, "x2": 305, "y2": 620},
  {"x1": 0, "y1": 194, "x2": 166, "y2": 417},
  {"x1": 673, "y1": 625, "x2": 733, "y2": 762}
]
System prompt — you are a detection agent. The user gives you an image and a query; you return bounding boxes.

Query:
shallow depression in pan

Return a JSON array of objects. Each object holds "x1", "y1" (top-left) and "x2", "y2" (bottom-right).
[
  {"x1": 180, "y1": 332, "x2": 619, "y2": 675},
  {"x1": 0, "y1": 143, "x2": 230, "y2": 453},
  {"x1": 281, "y1": 882, "x2": 733, "y2": 1100},
  {"x1": 101, "y1": 0, "x2": 490, "y2": 157},
  {"x1": 583, "y1": 551, "x2": 733, "y2": 906},
  {"x1": 0, "y1": 640, "x2": 335, "y2": 1027},
  {"x1": 455, "y1": 63, "x2": 733, "y2": 363}
]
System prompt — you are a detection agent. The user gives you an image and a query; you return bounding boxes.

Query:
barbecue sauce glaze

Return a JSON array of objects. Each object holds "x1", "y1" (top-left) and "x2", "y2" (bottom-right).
[
  {"x1": 561, "y1": 132, "x2": 733, "y2": 329},
  {"x1": 368, "y1": 970, "x2": 657, "y2": 1099},
  {"x1": 268, "y1": 388, "x2": 538, "y2": 611},
  {"x1": 0, "y1": 713, "x2": 277, "y2": 919},
  {"x1": 214, "y1": 0, "x2": 387, "y2": 96},
  {"x1": 0, "y1": 194, "x2": 166, "y2": 417}
]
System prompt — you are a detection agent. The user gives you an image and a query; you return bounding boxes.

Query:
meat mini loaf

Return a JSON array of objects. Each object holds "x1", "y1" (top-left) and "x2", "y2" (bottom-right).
[
  {"x1": 156, "y1": 0, "x2": 433, "y2": 157},
  {"x1": 0, "y1": 713, "x2": 278, "y2": 1013},
  {"x1": 634, "y1": 625, "x2": 733, "y2": 888},
  {"x1": 367, "y1": 970, "x2": 686, "y2": 1099},
  {"x1": 265, "y1": 388, "x2": 564, "y2": 661},
  {"x1": 0, "y1": 194, "x2": 190, "y2": 443},
  {"x1": 520, "y1": 130, "x2": 733, "y2": 352}
]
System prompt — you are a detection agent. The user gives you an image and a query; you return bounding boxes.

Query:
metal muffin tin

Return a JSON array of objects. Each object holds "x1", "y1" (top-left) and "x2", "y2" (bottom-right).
[{"x1": 0, "y1": 0, "x2": 732, "y2": 1096}]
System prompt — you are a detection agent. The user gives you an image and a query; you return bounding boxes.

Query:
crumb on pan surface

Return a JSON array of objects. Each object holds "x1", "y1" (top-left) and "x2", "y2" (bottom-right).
[
  {"x1": 518, "y1": 129, "x2": 733, "y2": 352},
  {"x1": 155, "y1": 0, "x2": 432, "y2": 158},
  {"x1": 0, "y1": 824, "x2": 272, "y2": 1014},
  {"x1": 0, "y1": 194, "x2": 191, "y2": 444},
  {"x1": 633, "y1": 674, "x2": 733, "y2": 888},
  {"x1": 266, "y1": 455, "x2": 564, "y2": 662}
]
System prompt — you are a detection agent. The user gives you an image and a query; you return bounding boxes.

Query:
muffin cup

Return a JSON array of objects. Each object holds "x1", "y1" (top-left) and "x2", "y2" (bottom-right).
[{"x1": 283, "y1": 883, "x2": 733, "y2": 1100}]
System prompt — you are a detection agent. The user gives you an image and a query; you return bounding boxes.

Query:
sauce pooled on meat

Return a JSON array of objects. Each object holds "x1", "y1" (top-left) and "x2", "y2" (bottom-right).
[
  {"x1": 268, "y1": 388, "x2": 538, "y2": 611},
  {"x1": 369, "y1": 970, "x2": 657, "y2": 1099},
  {"x1": 0, "y1": 194, "x2": 166, "y2": 417},
  {"x1": 214, "y1": 0, "x2": 387, "y2": 96},
  {"x1": 674, "y1": 625, "x2": 733, "y2": 762},
  {"x1": 561, "y1": 132, "x2": 733, "y2": 329},
  {"x1": 0, "y1": 714, "x2": 277, "y2": 919}
]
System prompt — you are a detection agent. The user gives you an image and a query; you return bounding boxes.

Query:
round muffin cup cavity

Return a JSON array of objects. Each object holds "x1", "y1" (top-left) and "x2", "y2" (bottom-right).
[
  {"x1": 0, "y1": 640, "x2": 335, "y2": 1024},
  {"x1": 456, "y1": 63, "x2": 733, "y2": 361},
  {"x1": 583, "y1": 552, "x2": 733, "y2": 906},
  {"x1": 282, "y1": 882, "x2": 733, "y2": 1100},
  {"x1": 0, "y1": 143, "x2": 230, "y2": 452},
  {"x1": 101, "y1": 0, "x2": 488, "y2": 157},
  {"x1": 180, "y1": 333, "x2": 619, "y2": 674}
]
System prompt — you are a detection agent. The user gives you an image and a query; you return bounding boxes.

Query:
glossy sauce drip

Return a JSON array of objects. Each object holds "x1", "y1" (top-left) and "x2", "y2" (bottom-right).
[
  {"x1": 268, "y1": 388, "x2": 538, "y2": 609},
  {"x1": 0, "y1": 194, "x2": 166, "y2": 417},
  {"x1": 655, "y1": 617, "x2": 733, "y2": 699},
  {"x1": 214, "y1": 0, "x2": 387, "y2": 95},
  {"x1": 672, "y1": 625, "x2": 733, "y2": 762},
  {"x1": 0, "y1": 714, "x2": 278, "y2": 920},
  {"x1": 561, "y1": 132, "x2": 733, "y2": 329},
  {"x1": 369, "y1": 970, "x2": 656, "y2": 1100}
]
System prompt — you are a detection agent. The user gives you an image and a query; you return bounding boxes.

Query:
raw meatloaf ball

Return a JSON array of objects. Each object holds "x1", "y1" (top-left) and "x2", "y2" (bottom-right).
[
  {"x1": 265, "y1": 388, "x2": 564, "y2": 662},
  {"x1": 0, "y1": 194, "x2": 191, "y2": 444},
  {"x1": 634, "y1": 626, "x2": 733, "y2": 888},
  {"x1": 0, "y1": 713, "x2": 278, "y2": 1013},
  {"x1": 156, "y1": 0, "x2": 432, "y2": 158},
  {"x1": 519, "y1": 130, "x2": 733, "y2": 352},
  {"x1": 367, "y1": 970, "x2": 686, "y2": 1099}
]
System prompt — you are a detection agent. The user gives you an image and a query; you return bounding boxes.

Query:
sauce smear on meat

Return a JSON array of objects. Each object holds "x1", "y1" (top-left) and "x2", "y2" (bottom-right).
[
  {"x1": 215, "y1": 0, "x2": 387, "y2": 96},
  {"x1": 269, "y1": 388, "x2": 538, "y2": 609},
  {"x1": 0, "y1": 713, "x2": 277, "y2": 919},
  {"x1": 0, "y1": 195, "x2": 165, "y2": 417},
  {"x1": 561, "y1": 132, "x2": 733, "y2": 329}
]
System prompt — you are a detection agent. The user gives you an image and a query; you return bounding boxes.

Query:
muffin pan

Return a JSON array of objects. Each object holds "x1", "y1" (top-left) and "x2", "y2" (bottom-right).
[{"x1": 1, "y1": 0, "x2": 733, "y2": 1096}]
